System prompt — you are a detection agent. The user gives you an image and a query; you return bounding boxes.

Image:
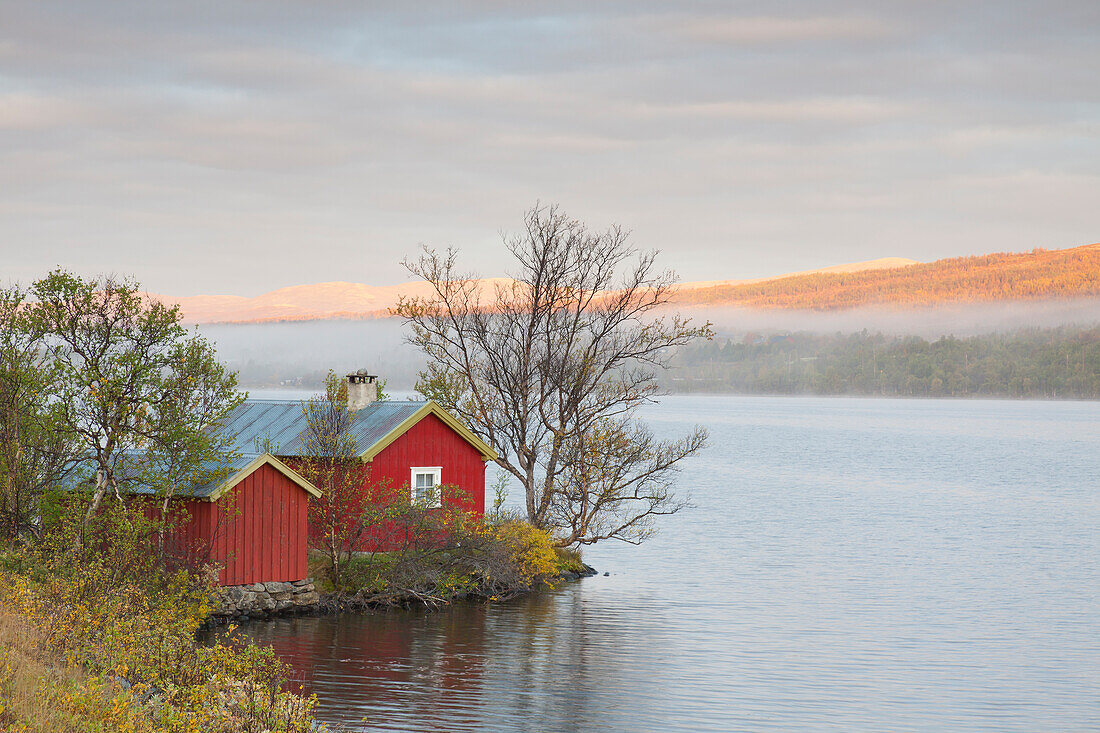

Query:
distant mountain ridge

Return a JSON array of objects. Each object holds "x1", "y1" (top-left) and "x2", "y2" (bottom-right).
[
  {"x1": 159, "y1": 244, "x2": 1099, "y2": 324},
  {"x1": 671, "y1": 257, "x2": 920, "y2": 294}
]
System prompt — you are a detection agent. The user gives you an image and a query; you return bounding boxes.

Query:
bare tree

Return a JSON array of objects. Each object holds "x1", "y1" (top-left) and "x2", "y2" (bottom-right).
[{"x1": 396, "y1": 204, "x2": 711, "y2": 545}]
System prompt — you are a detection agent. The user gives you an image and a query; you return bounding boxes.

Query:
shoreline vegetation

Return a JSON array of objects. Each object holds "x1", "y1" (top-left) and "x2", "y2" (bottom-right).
[
  {"x1": 300, "y1": 549, "x2": 594, "y2": 619},
  {"x1": 0, "y1": 503, "x2": 319, "y2": 731},
  {"x1": 304, "y1": 540, "x2": 596, "y2": 614},
  {"x1": 0, "y1": 501, "x2": 593, "y2": 731}
]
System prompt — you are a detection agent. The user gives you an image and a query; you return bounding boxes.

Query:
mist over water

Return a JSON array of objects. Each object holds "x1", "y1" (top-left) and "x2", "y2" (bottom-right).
[
  {"x1": 200, "y1": 299, "x2": 1100, "y2": 389},
  {"x1": 198, "y1": 319, "x2": 424, "y2": 390},
  {"x1": 680, "y1": 297, "x2": 1100, "y2": 338}
]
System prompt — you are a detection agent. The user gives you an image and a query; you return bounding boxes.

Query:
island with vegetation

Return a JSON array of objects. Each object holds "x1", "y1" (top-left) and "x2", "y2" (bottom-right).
[{"x1": 0, "y1": 270, "x2": 584, "y2": 730}]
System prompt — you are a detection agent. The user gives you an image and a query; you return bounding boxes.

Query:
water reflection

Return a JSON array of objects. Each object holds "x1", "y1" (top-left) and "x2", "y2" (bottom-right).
[{"x1": 243, "y1": 588, "x2": 644, "y2": 732}]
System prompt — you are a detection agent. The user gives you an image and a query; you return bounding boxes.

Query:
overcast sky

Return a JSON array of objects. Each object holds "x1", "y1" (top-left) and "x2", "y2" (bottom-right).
[{"x1": 1, "y1": 1, "x2": 1097, "y2": 296}]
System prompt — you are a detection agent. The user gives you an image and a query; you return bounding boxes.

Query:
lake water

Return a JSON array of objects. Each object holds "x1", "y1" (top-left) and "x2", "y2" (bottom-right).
[{"x1": 234, "y1": 395, "x2": 1100, "y2": 732}]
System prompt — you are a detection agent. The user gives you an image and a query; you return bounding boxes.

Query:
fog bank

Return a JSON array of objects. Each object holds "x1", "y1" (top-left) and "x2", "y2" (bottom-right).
[
  {"x1": 198, "y1": 319, "x2": 424, "y2": 390},
  {"x1": 681, "y1": 298, "x2": 1100, "y2": 339},
  {"x1": 203, "y1": 298, "x2": 1100, "y2": 388}
]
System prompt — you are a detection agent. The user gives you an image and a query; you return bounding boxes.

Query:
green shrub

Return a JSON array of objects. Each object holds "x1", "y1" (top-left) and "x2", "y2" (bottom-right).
[
  {"x1": 0, "y1": 504, "x2": 320, "y2": 732},
  {"x1": 316, "y1": 510, "x2": 566, "y2": 605},
  {"x1": 35, "y1": 487, "x2": 69, "y2": 539},
  {"x1": 554, "y1": 545, "x2": 588, "y2": 575}
]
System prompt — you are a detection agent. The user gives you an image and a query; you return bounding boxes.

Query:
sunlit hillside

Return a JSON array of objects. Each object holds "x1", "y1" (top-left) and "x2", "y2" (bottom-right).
[
  {"x1": 672, "y1": 243, "x2": 1100, "y2": 310},
  {"x1": 160, "y1": 243, "x2": 1099, "y2": 323}
]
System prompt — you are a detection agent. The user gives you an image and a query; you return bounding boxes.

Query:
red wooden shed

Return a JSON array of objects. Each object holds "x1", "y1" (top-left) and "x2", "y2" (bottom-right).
[
  {"x1": 356, "y1": 402, "x2": 496, "y2": 517},
  {"x1": 165, "y1": 454, "x2": 321, "y2": 586}
]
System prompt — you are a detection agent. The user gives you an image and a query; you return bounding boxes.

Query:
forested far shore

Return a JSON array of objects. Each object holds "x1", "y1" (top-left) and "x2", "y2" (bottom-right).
[{"x1": 664, "y1": 326, "x2": 1100, "y2": 399}]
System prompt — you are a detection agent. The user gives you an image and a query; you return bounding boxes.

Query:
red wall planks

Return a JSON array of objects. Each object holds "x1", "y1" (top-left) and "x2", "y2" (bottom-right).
[
  {"x1": 173, "y1": 463, "x2": 309, "y2": 586},
  {"x1": 368, "y1": 412, "x2": 487, "y2": 516}
]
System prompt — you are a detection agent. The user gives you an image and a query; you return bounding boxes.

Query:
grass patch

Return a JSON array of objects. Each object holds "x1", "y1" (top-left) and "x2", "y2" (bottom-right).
[
  {"x1": 0, "y1": 608, "x2": 93, "y2": 732},
  {"x1": 553, "y1": 546, "x2": 589, "y2": 575}
]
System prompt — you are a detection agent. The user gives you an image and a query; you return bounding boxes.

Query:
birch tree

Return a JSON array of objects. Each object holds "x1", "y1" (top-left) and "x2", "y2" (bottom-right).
[
  {"x1": 27, "y1": 269, "x2": 242, "y2": 547},
  {"x1": 298, "y1": 371, "x2": 390, "y2": 590},
  {"x1": 0, "y1": 285, "x2": 75, "y2": 539}
]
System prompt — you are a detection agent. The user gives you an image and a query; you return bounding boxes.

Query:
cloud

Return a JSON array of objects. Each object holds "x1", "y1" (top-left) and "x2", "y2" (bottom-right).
[
  {"x1": 0, "y1": 93, "x2": 98, "y2": 130},
  {"x1": 639, "y1": 97, "x2": 920, "y2": 123},
  {"x1": 0, "y1": 1, "x2": 1096, "y2": 296},
  {"x1": 659, "y1": 14, "x2": 895, "y2": 44}
]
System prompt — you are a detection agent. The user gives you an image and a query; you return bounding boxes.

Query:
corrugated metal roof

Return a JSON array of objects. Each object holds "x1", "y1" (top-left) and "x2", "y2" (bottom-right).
[
  {"x1": 179, "y1": 454, "x2": 261, "y2": 498},
  {"x1": 72, "y1": 399, "x2": 436, "y2": 499},
  {"x1": 222, "y1": 399, "x2": 428, "y2": 457},
  {"x1": 72, "y1": 452, "x2": 259, "y2": 499}
]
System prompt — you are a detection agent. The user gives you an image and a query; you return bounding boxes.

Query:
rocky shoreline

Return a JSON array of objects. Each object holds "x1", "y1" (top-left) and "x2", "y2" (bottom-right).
[
  {"x1": 210, "y1": 578, "x2": 321, "y2": 621},
  {"x1": 204, "y1": 564, "x2": 598, "y2": 625},
  {"x1": 557, "y1": 563, "x2": 599, "y2": 583}
]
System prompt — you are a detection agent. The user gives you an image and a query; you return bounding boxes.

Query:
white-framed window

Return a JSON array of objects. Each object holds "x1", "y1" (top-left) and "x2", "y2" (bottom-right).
[{"x1": 410, "y1": 466, "x2": 442, "y2": 507}]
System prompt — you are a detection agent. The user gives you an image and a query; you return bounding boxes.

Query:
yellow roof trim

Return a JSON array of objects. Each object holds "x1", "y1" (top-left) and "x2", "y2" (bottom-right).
[
  {"x1": 205, "y1": 453, "x2": 323, "y2": 502},
  {"x1": 359, "y1": 401, "x2": 499, "y2": 463}
]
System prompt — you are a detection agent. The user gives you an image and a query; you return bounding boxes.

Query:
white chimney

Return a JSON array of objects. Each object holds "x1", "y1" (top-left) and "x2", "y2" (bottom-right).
[{"x1": 346, "y1": 369, "x2": 379, "y2": 411}]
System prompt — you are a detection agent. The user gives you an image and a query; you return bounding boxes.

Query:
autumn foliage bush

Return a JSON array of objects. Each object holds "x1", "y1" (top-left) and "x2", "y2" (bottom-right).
[
  {"x1": 490, "y1": 520, "x2": 559, "y2": 588},
  {"x1": 313, "y1": 490, "x2": 562, "y2": 605},
  {"x1": 0, "y1": 502, "x2": 319, "y2": 732}
]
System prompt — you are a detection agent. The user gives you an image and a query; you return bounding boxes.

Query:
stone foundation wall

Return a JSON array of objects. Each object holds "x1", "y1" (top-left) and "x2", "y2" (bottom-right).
[{"x1": 212, "y1": 578, "x2": 320, "y2": 619}]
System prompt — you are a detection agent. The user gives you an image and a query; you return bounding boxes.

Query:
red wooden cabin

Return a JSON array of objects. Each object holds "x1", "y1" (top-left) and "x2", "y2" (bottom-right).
[
  {"x1": 219, "y1": 373, "x2": 497, "y2": 553},
  {"x1": 139, "y1": 373, "x2": 494, "y2": 586},
  {"x1": 159, "y1": 454, "x2": 322, "y2": 586}
]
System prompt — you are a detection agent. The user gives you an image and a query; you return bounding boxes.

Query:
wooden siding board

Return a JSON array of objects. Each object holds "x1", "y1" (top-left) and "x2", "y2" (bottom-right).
[
  {"x1": 217, "y1": 493, "x2": 227, "y2": 585},
  {"x1": 288, "y1": 480, "x2": 295, "y2": 580},
  {"x1": 261, "y1": 469, "x2": 270, "y2": 582},
  {"x1": 249, "y1": 473, "x2": 259, "y2": 583},
  {"x1": 240, "y1": 478, "x2": 249, "y2": 584},
  {"x1": 279, "y1": 477, "x2": 288, "y2": 579},
  {"x1": 268, "y1": 468, "x2": 277, "y2": 580},
  {"x1": 279, "y1": 478, "x2": 286, "y2": 579},
  {"x1": 282, "y1": 477, "x2": 291, "y2": 579},
  {"x1": 220, "y1": 496, "x2": 232, "y2": 584},
  {"x1": 259, "y1": 471, "x2": 268, "y2": 582},
  {"x1": 169, "y1": 463, "x2": 310, "y2": 586},
  {"x1": 285, "y1": 480, "x2": 292, "y2": 580},
  {"x1": 299, "y1": 497, "x2": 307, "y2": 578},
  {"x1": 340, "y1": 412, "x2": 486, "y2": 551}
]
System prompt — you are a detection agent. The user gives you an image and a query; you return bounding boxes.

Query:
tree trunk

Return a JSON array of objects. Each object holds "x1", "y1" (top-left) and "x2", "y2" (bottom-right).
[
  {"x1": 157, "y1": 494, "x2": 171, "y2": 561},
  {"x1": 76, "y1": 468, "x2": 109, "y2": 549}
]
